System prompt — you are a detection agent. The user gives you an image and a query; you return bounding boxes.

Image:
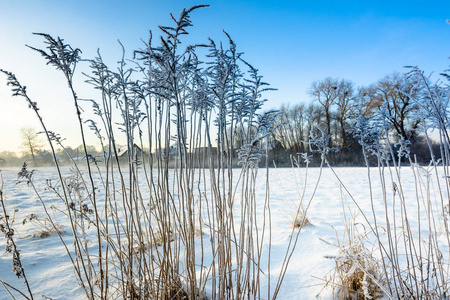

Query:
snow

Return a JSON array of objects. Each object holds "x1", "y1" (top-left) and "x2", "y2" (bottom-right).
[{"x1": 0, "y1": 165, "x2": 448, "y2": 299}]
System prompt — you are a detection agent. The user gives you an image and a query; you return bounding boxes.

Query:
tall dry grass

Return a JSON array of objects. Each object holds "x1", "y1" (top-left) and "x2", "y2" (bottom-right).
[{"x1": 0, "y1": 5, "x2": 297, "y2": 300}]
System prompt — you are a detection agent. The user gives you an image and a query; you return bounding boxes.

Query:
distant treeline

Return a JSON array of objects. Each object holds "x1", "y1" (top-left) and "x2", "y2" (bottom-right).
[{"x1": 0, "y1": 145, "x2": 98, "y2": 167}]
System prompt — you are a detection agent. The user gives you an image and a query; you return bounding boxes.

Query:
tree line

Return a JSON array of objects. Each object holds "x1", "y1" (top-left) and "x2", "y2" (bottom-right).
[{"x1": 269, "y1": 72, "x2": 442, "y2": 166}]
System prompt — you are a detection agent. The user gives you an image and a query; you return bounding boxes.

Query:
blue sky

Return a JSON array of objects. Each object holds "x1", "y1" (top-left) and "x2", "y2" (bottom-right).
[{"x1": 1, "y1": 1, "x2": 450, "y2": 152}]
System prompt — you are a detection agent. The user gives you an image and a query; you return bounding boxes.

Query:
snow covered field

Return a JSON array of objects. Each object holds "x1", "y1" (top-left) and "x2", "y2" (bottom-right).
[{"x1": 1, "y1": 165, "x2": 449, "y2": 299}]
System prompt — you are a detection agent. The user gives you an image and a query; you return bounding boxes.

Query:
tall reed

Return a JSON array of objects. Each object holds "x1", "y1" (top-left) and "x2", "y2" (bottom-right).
[{"x1": 1, "y1": 5, "x2": 287, "y2": 299}]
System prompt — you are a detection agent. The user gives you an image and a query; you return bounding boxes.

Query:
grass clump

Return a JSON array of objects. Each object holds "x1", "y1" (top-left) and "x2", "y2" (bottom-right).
[
  {"x1": 292, "y1": 211, "x2": 312, "y2": 229},
  {"x1": 22, "y1": 213, "x2": 64, "y2": 238},
  {"x1": 32, "y1": 224, "x2": 64, "y2": 238},
  {"x1": 323, "y1": 232, "x2": 385, "y2": 300}
]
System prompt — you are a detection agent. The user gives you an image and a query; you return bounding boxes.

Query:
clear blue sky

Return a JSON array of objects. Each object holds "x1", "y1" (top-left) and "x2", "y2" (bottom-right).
[{"x1": 1, "y1": 1, "x2": 450, "y2": 152}]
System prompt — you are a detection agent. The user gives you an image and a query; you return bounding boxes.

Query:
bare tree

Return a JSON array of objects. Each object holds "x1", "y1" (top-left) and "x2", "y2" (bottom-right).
[
  {"x1": 308, "y1": 77, "x2": 339, "y2": 144},
  {"x1": 20, "y1": 127, "x2": 43, "y2": 166},
  {"x1": 272, "y1": 103, "x2": 307, "y2": 153},
  {"x1": 365, "y1": 73, "x2": 421, "y2": 141},
  {"x1": 335, "y1": 79, "x2": 355, "y2": 149},
  {"x1": 289, "y1": 103, "x2": 307, "y2": 153},
  {"x1": 304, "y1": 102, "x2": 324, "y2": 136},
  {"x1": 355, "y1": 86, "x2": 378, "y2": 118},
  {"x1": 272, "y1": 104, "x2": 291, "y2": 150}
]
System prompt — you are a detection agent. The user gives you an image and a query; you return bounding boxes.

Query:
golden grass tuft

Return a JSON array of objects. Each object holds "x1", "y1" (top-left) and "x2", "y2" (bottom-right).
[
  {"x1": 331, "y1": 243, "x2": 384, "y2": 300},
  {"x1": 292, "y1": 212, "x2": 312, "y2": 229},
  {"x1": 32, "y1": 224, "x2": 64, "y2": 238}
]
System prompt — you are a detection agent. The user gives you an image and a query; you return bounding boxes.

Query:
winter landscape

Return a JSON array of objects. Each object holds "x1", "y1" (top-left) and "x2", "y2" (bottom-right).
[
  {"x1": 2, "y1": 164, "x2": 448, "y2": 299},
  {"x1": 1, "y1": 2, "x2": 450, "y2": 300}
]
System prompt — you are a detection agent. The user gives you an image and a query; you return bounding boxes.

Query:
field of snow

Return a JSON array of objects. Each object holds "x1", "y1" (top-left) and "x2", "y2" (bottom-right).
[{"x1": 0, "y1": 165, "x2": 449, "y2": 299}]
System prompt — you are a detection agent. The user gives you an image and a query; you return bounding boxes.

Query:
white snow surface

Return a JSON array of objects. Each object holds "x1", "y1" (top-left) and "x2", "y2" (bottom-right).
[{"x1": 0, "y1": 165, "x2": 448, "y2": 299}]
